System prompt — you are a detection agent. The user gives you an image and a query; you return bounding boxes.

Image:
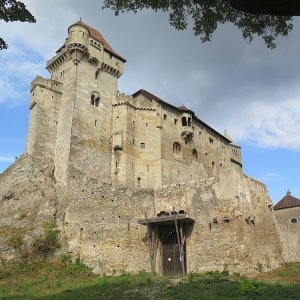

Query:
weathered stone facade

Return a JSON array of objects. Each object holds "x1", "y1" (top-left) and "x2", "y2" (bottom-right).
[{"x1": 0, "y1": 20, "x2": 289, "y2": 275}]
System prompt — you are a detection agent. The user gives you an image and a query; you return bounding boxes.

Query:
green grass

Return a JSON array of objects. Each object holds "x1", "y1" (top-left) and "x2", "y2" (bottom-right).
[{"x1": 1, "y1": 261, "x2": 300, "y2": 299}]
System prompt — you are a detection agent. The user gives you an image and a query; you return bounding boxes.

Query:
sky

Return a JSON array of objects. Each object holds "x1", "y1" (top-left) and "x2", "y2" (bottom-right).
[{"x1": 0, "y1": 0, "x2": 299, "y2": 204}]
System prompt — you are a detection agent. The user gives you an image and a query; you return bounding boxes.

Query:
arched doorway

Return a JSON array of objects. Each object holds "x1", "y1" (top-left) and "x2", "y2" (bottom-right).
[{"x1": 162, "y1": 229, "x2": 186, "y2": 276}]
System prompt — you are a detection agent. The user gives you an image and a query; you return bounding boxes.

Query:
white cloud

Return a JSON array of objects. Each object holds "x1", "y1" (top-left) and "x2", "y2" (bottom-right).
[
  {"x1": 231, "y1": 99, "x2": 300, "y2": 150},
  {"x1": 259, "y1": 172, "x2": 283, "y2": 182},
  {"x1": 0, "y1": 156, "x2": 15, "y2": 163}
]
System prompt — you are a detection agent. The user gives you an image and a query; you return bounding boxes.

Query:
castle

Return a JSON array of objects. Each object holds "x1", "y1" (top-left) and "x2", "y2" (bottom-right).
[{"x1": 0, "y1": 20, "x2": 298, "y2": 275}]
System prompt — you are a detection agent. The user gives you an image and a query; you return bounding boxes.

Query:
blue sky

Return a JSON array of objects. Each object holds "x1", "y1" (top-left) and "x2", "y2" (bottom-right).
[{"x1": 0, "y1": 0, "x2": 299, "y2": 204}]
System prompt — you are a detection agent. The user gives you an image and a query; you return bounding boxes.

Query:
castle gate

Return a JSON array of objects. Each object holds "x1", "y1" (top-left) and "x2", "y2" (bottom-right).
[{"x1": 138, "y1": 211, "x2": 194, "y2": 276}]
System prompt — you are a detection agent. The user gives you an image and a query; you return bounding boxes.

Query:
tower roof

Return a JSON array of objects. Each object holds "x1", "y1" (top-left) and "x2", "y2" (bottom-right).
[
  {"x1": 69, "y1": 20, "x2": 126, "y2": 62},
  {"x1": 273, "y1": 191, "x2": 300, "y2": 210}
]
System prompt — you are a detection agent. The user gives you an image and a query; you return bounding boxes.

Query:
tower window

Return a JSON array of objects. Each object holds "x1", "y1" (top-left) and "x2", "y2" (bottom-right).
[
  {"x1": 173, "y1": 142, "x2": 181, "y2": 154},
  {"x1": 91, "y1": 92, "x2": 100, "y2": 107},
  {"x1": 209, "y1": 138, "x2": 214, "y2": 144},
  {"x1": 174, "y1": 119, "x2": 177, "y2": 125},
  {"x1": 140, "y1": 143, "x2": 145, "y2": 149},
  {"x1": 182, "y1": 117, "x2": 187, "y2": 126},
  {"x1": 192, "y1": 149, "x2": 198, "y2": 160},
  {"x1": 163, "y1": 114, "x2": 167, "y2": 120}
]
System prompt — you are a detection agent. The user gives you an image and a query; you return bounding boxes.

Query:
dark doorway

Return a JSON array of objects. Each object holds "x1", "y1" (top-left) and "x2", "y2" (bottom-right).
[{"x1": 162, "y1": 228, "x2": 186, "y2": 276}]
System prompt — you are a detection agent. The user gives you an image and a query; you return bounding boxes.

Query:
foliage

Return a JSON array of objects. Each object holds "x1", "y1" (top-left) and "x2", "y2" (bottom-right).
[
  {"x1": 1, "y1": 262, "x2": 300, "y2": 299},
  {"x1": 33, "y1": 219, "x2": 60, "y2": 258},
  {"x1": 103, "y1": 0, "x2": 294, "y2": 49},
  {"x1": 0, "y1": 0, "x2": 35, "y2": 50},
  {"x1": 5, "y1": 234, "x2": 23, "y2": 249}
]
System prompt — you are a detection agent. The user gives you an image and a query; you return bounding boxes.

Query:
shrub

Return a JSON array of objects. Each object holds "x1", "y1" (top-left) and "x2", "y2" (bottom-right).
[{"x1": 33, "y1": 219, "x2": 60, "y2": 258}]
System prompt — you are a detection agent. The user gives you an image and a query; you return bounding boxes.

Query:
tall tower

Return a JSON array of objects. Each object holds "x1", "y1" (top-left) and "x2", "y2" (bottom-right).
[{"x1": 26, "y1": 20, "x2": 126, "y2": 184}]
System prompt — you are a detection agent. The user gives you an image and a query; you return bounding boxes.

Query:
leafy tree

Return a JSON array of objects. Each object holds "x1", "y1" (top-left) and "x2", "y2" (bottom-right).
[
  {"x1": 0, "y1": 0, "x2": 35, "y2": 50},
  {"x1": 103, "y1": 0, "x2": 295, "y2": 48}
]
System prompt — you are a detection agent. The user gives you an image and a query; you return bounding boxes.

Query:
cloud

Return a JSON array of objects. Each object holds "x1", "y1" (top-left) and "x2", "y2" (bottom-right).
[
  {"x1": 0, "y1": 156, "x2": 15, "y2": 163},
  {"x1": 227, "y1": 99, "x2": 300, "y2": 150},
  {"x1": 259, "y1": 172, "x2": 283, "y2": 182}
]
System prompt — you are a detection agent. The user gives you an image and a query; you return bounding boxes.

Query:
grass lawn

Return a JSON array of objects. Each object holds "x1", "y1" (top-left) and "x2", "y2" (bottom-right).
[{"x1": 1, "y1": 260, "x2": 300, "y2": 299}]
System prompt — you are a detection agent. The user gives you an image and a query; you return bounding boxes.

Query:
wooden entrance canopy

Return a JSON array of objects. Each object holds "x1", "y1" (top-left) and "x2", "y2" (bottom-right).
[{"x1": 138, "y1": 211, "x2": 194, "y2": 275}]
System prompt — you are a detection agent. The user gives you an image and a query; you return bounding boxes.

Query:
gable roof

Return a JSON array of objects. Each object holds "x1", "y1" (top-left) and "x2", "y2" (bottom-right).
[
  {"x1": 132, "y1": 89, "x2": 231, "y2": 144},
  {"x1": 273, "y1": 191, "x2": 300, "y2": 210},
  {"x1": 67, "y1": 20, "x2": 126, "y2": 62}
]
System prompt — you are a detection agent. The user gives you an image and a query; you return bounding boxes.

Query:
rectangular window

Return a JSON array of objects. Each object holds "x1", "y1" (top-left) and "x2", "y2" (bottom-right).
[
  {"x1": 163, "y1": 114, "x2": 167, "y2": 120},
  {"x1": 140, "y1": 143, "x2": 145, "y2": 149},
  {"x1": 174, "y1": 119, "x2": 177, "y2": 125},
  {"x1": 209, "y1": 138, "x2": 214, "y2": 144}
]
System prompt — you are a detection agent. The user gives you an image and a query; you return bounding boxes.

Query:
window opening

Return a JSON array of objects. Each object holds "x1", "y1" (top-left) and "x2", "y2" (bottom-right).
[
  {"x1": 164, "y1": 114, "x2": 167, "y2": 120},
  {"x1": 140, "y1": 143, "x2": 145, "y2": 149},
  {"x1": 291, "y1": 218, "x2": 298, "y2": 224},
  {"x1": 174, "y1": 119, "x2": 177, "y2": 125},
  {"x1": 209, "y1": 137, "x2": 214, "y2": 144},
  {"x1": 188, "y1": 117, "x2": 191, "y2": 127},
  {"x1": 173, "y1": 142, "x2": 181, "y2": 154},
  {"x1": 182, "y1": 117, "x2": 187, "y2": 126},
  {"x1": 192, "y1": 149, "x2": 198, "y2": 160}
]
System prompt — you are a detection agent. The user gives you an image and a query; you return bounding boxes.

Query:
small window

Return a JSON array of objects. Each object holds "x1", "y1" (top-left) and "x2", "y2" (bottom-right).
[
  {"x1": 173, "y1": 142, "x2": 181, "y2": 154},
  {"x1": 174, "y1": 119, "x2": 177, "y2": 125},
  {"x1": 291, "y1": 218, "x2": 298, "y2": 224},
  {"x1": 91, "y1": 92, "x2": 100, "y2": 107},
  {"x1": 163, "y1": 114, "x2": 167, "y2": 120},
  {"x1": 209, "y1": 138, "x2": 214, "y2": 144},
  {"x1": 140, "y1": 143, "x2": 145, "y2": 149},
  {"x1": 192, "y1": 149, "x2": 198, "y2": 160},
  {"x1": 146, "y1": 123, "x2": 148, "y2": 127},
  {"x1": 109, "y1": 54, "x2": 112, "y2": 59},
  {"x1": 182, "y1": 117, "x2": 187, "y2": 126},
  {"x1": 188, "y1": 117, "x2": 191, "y2": 127}
]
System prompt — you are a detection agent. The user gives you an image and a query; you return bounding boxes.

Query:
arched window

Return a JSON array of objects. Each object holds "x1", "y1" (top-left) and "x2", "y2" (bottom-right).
[
  {"x1": 173, "y1": 142, "x2": 181, "y2": 154},
  {"x1": 91, "y1": 92, "x2": 100, "y2": 107},
  {"x1": 192, "y1": 149, "x2": 198, "y2": 160},
  {"x1": 291, "y1": 218, "x2": 298, "y2": 224},
  {"x1": 182, "y1": 117, "x2": 187, "y2": 126}
]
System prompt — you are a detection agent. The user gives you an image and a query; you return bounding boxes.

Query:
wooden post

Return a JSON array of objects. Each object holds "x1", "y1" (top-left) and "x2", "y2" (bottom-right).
[
  {"x1": 173, "y1": 207, "x2": 185, "y2": 275},
  {"x1": 145, "y1": 212, "x2": 155, "y2": 274}
]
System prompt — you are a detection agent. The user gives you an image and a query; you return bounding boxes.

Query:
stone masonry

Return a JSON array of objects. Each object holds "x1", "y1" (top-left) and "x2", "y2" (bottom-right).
[{"x1": 0, "y1": 20, "x2": 291, "y2": 275}]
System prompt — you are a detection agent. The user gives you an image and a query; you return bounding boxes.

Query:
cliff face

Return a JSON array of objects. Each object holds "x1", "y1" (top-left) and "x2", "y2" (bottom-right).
[{"x1": 0, "y1": 155, "x2": 59, "y2": 260}]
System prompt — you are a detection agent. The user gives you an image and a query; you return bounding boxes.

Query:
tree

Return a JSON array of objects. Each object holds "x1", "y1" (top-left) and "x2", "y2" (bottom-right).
[
  {"x1": 103, "y1": 0, "x2": 295, "y2": 49},
  {"x1": 0, "y1": 0, "x2": 35, "y2": 50}
]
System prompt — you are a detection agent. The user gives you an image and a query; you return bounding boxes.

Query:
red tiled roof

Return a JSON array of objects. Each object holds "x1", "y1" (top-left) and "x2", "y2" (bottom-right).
[
  {"x1": 69, "y1": 20, "x2": 126, "y2": 62},
  {"x1": 273, "y1": 192, "x2": 300, "y2": 210}
]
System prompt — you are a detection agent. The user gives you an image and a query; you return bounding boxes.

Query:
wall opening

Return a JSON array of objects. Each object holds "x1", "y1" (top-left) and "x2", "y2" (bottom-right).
[
  {"x1": 173, "y1": 142, "x2": 181, "y2": 154},
  {"x1": 182, "y1": 117, "x2": 187, "y2": 126}
]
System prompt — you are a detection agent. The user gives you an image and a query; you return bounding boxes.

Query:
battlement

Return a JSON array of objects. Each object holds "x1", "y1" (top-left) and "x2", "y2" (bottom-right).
[{"x1": 30, "y1": 76, "x2": 63, "y2": 94}]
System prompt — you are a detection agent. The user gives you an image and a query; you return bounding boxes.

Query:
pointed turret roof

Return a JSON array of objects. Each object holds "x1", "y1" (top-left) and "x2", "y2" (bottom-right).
[
  {"x1": 273, "y1": 191, "x2": 300, "y2": 210},
  {"x1": 70, "y1": 20, "x2": 126, "y2": 62}
]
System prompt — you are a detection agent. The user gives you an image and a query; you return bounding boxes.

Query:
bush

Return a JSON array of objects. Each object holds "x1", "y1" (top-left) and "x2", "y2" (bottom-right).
[{"x1": 33, "y1": 219, "x2": 60, "y2": 258}]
